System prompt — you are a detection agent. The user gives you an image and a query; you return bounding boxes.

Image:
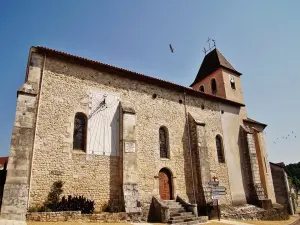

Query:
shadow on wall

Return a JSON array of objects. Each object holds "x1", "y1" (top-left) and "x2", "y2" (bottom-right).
[
  {"x1": 107, "y1": 106, "x2": 122, "y2": 212},
  {"x1": 182, "y1": 121, "x2": 195, "y2": 204},
  {"x1": 238, "y1": 126, "x2": 255, "y2": 205}
]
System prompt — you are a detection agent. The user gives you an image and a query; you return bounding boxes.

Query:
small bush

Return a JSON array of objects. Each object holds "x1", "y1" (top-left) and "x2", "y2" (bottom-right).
[
  {"x1": 56, "y1": 195, "x2": 95, "y2": 214},
  {"x1": 44, "y1": 180, "x2": 64, "y2": 211},
  {"x1": 38, "y1": 181, "x2": 95, "y2": 214}
]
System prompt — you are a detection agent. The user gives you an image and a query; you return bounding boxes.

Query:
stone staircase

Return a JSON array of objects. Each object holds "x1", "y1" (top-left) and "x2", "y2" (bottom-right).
[{"x1": 162, "y1": 200, "x2": 207, "y2": 224}]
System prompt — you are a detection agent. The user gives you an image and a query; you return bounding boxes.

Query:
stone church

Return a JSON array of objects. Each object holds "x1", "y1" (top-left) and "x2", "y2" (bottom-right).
[{"x1": 1, "y1": 46, "x2": 276, "y2": 220}]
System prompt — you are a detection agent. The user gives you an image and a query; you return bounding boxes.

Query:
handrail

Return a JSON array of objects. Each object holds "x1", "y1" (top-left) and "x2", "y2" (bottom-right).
[
  {"x1": 176, "y1": 195, "x2": 198, "y2": 217},
  {"x1": 151, "y1": 197, "x2": 170, "y2": 223}
]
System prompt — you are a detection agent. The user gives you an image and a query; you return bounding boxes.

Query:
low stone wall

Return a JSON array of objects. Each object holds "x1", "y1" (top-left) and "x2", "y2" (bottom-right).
[
  {"x1": 27, "y1": 211, "x2": 143, "y2": 222},
  {"x1": 221, "y1": 204, "x2": 289, "y2": 221}
]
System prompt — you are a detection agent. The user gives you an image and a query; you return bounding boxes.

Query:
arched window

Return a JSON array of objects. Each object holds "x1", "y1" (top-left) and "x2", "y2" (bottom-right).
[
  {"x1": 211, "y1": 78, "x2": 217, "y2": 94},
  {"x1": 200, "y1": 85, "x2": 205, "y2": 92},
  {"x1": 73, "y1": 112, "x2": 87, "y2": 151},
  {"x1": 216, "y1": 135, "x2": 225, "y2": 163},
  {"x1": 159, "y1": 126, "x2": 169, "y2": 158}
]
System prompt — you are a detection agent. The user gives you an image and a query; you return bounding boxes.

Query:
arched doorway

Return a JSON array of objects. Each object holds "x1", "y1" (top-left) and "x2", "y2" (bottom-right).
[{"x1": 159, "y1": 168, "x2": 173, "y2": 200}]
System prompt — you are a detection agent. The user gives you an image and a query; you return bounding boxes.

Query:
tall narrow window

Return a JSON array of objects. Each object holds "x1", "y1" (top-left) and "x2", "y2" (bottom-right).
[
  {"x1": 73, "y1": 112, "x2": 87, "y2": 151},
  {"x1": 159, "y1": 126, "x2": 169, "y2": 158},
  {"x1": 211, "y1": 78, "x2": 217, "y2": 94},
  {"x1": 200, "y1": 85, "x2": 205, "y2": 92},
  {"x1": 216, "y1": 135, "x2": 225, "y2": 163}
]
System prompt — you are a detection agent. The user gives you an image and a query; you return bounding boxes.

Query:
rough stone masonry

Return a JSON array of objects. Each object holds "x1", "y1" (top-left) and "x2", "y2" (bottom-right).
[{"x1": 1, "y1": 46, "x2": 276, "y2": 222}]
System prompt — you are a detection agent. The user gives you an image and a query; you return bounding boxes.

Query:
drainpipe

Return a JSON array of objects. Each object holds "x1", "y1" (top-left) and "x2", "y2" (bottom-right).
[{"x1": 183, "y1": 90, "x2": 196, "y2": 204}]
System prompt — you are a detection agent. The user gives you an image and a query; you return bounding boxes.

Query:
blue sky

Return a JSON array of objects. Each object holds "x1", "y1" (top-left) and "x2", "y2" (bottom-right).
[{"x1": 0, "y1": 0, "x2": 299, "y2": 164}]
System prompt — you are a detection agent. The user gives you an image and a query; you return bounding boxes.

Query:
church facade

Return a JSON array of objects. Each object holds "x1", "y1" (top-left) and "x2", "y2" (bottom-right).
[{"x1": 1, "y1": 46, "x2": 275, "y2": 220}]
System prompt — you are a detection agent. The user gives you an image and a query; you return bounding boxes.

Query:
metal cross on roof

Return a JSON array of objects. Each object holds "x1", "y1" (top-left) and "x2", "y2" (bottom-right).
[{"x1": 203, "y1": 37, "x2": 216, "y2": 55}]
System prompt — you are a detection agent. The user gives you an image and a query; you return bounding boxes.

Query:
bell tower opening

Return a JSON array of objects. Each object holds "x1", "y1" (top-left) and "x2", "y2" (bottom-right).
[{"x1": 190, "y1": 48, "x2": 244, "y2": 104}]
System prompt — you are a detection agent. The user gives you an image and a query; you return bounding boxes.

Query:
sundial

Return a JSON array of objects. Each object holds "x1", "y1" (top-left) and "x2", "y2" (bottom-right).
[{"x1": 87, "y1": 90, "x2": 120, "y2": 156}]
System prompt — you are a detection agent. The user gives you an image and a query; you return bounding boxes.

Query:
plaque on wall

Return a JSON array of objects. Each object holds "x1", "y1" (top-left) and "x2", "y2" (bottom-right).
[{"x1": 125, "y1": 141, "x2": 136, "y2": 153}]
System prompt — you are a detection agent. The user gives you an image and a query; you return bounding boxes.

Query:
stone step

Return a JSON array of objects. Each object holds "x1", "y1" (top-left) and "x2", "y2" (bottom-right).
[
  {"x1": 162, "y1": 200, "x2": 176, "y2": 204},
  {"x1": 197, "y1": 216, "x2": 208, "y2": 223},
  {"x1": 170, "y1": 212, "x2": 193, "y2": 217},
  {"x1": 169, "y1": 218, "x2": 205, "y2": 225},
  {"x1": 170, "y1": 215, "x2": 193, "y2": 220},
  {"x1": 168, "y1": 223, "x2": 188, "y2": 225},
  {"x1": 169, "y1": 205, "x2": 184, "y2": 209},
  {"x1": 168, "y1": 219, "x2": 185, "y2": 224},
  {"x1": 187, "y1": 220, "x2": 201, "y2": 225},
  {"x1": 169, "y1": 208, "x2": 186, "y2": 214},
  {"x1": 163, "y1": 202, "x2": 182, "y2": 206},
  {"x1": 167, "y1": 203, "x2": 182, "y2": 207},
  {"x1": 184, "y1": 217, "x2": 198, "y2": 222}
]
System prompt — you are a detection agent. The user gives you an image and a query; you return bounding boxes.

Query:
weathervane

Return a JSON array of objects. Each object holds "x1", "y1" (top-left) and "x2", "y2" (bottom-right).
[{"x1": 203, "y1": 37, "x2": 216, "y2": 55}]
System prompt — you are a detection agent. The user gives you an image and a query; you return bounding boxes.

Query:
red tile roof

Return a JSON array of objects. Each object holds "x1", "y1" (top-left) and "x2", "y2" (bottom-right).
[
  {"x1": 243, "y1": 117, "x2": 267, "y2": 127},
  {"x1": 33, "y1": 46, "x2": 245, "y2": 107},
  {"x1": 0, "y1": 157, "x2": 8, "y2": 169}
]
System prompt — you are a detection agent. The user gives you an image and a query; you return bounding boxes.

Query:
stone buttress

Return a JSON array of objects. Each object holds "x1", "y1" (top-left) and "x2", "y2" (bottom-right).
[
  {"x1": 188, "y1": 113, "x2": 211, "y2": 211},
  {"x1": 245, "y1": 128, "x2": 273, "y2": 209},
  {"x1": 1, "y1": 50, "x2": 44, "y2": 221},
  {"x1": 120, "y1": 102, "x2": 141, "y2": 213}
]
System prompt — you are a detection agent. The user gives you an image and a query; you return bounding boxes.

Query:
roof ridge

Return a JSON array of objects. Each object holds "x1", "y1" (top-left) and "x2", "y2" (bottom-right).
[{"x1": 33, "y1": 46, "x2": 245, "y2": 107}]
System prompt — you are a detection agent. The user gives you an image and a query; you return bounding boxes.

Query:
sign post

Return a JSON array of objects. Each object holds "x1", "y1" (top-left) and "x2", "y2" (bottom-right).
[
  {"x1": 209, "y1": 176, "x2": 227, "y2": 221},
  {"x1": 217, "y1": 197, "x2": 220, "y2": 221}
]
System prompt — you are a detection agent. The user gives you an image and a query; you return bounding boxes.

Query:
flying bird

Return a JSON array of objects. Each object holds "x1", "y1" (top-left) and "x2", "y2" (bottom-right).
[{"x1": 169, "y1": 44, "x2": 174, "y2": 53}]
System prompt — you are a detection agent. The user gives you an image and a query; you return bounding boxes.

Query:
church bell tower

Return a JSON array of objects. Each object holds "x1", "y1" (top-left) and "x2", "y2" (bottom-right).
[{"x1": 190, "y1": 47, "x2": 244, "y2": 105}]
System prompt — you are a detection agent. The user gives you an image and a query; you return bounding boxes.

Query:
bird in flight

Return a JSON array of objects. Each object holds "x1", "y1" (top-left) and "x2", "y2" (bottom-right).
[{"x1": 169, "y1": 44, "x2": 174, "y2": 53}]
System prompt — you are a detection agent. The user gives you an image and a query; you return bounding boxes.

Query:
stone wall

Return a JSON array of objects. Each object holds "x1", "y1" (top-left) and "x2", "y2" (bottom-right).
[
  {"x1": 221, "y1": 204, "x2": 289, "y2": 221},
  {"x1": 1, "y1": 52, "x2": 44, "y2": 220},
  {"x1": 26, "y1": 211, "x2": 143, "y2": 222},
  {"x1": 28, "y1": 54, "x2": 237, "y2": 213},
  {"x1": 270, "y1": 163, "x2": 293, "y2": 214}
]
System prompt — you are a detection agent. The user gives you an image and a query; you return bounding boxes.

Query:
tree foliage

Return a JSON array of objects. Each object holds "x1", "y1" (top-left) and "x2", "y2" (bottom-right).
[{"x1": 286, "y1": 162, "x2": 300, "y2": 192}]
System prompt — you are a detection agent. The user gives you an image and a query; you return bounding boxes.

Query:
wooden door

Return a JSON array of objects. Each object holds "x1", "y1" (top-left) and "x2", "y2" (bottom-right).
[{"x1": 159, "y1": 169, "x2": 172, "y2": 200}]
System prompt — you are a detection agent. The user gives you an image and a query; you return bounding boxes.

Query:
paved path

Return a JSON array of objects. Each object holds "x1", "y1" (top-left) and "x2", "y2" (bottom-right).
[
  {"x1": 207, "y1": 219, "x2": 251, "y2": 225},
  {"x1": 291, "y1": 217, "x2": 300, "y2": 225},
  {"x1": 0, "y1": 219, "x2": 26, "y2": 225}
]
